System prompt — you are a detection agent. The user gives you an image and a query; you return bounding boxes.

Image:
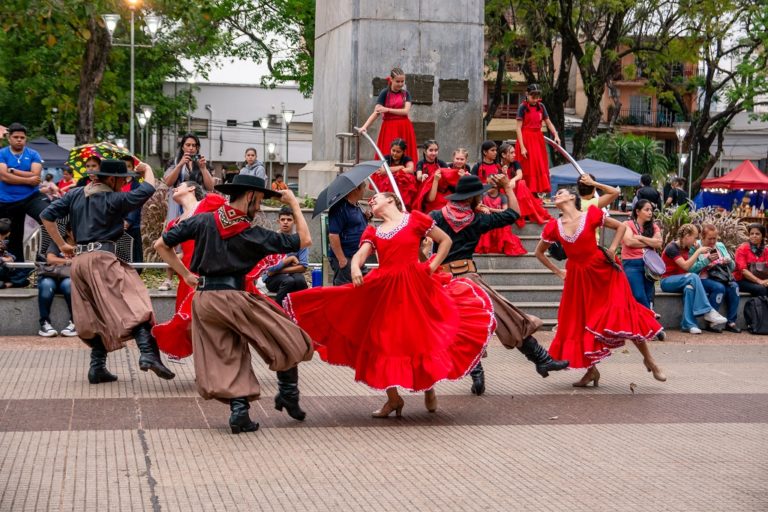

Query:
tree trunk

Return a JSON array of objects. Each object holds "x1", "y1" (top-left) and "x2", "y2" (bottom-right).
[
  {"x1": 572, "y1": 94, "x2": 603, "y2": 159},
  {"x1": 75, "y1": 17, "x2": 110, "y2": 145},
  {"x1": 483, "y1": 53, "x2": 507, "y2": 129}
]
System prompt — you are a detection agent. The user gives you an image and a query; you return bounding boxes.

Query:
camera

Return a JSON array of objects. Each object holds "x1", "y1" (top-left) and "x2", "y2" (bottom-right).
[{"x1": 191, "y1": 154, "x2": 201, "y2": 162}]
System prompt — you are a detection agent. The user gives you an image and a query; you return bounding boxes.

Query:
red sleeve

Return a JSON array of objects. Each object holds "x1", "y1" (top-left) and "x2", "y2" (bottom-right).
[
  {"x1": 409, "y1": 210, "x2": 436, "y2": 236},
  {"x1": 541, "y1": 219, "x2": 558, "y2": 244},
  {"x1": 587, "y1": 205, "x2": 606, "y2": 230},
  {"x1": 359, "y1": 225, "x2": 377, "y2": 250},
  {"x1": 735, "y1": 243, "x2": 751, "y2": 272}
]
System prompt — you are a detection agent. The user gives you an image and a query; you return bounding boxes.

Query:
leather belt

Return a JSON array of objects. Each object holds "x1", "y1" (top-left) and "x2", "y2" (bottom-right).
[
  {"x1": 440, "y1": 259, "x2": 477, "y2": 276},
  {"x1": 74, "y1": 241, "x2": 117, "y2": 255},
  {"x1": 198, "y1": 275, "x2": 245, "y2": 291}
]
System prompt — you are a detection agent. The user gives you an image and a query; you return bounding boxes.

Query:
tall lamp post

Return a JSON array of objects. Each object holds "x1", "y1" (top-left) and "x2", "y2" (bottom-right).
[
  {"x1": 282, "y1": 109, "x2": 294, "y2": 179},
  {"x1": 141, "y1": 105, "x2": 154, "y2": 157},
  {"x1": 259, "y1": 117, "x2": 269, "y2": 166},
  {"x1": 674, "y1": 121, "x2": 690, "y2": 194},
  {"x1": 102, "y1": 1, "x2": 160, "y2": 154},
  {"x1": 268, "y1": 142, "x2": 276, "y2": 185},
  {"x1": 136, "y1": 112, "x2": 147, "y2": 157}
]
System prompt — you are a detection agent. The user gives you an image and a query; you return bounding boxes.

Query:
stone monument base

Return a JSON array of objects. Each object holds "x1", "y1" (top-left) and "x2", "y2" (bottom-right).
[{"x1": 299, "y1": 160, "x2": 340, "y2": 199}]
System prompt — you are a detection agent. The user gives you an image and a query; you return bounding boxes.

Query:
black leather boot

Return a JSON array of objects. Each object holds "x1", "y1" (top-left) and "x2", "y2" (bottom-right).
[
  {"x1": 133, "y1": 323, "x2": 175, "y2": 380},
  {"x1": 470, "y1": 362, "x2": 485, "y2": 396},
  {"x1": 229, "y1": 397, "x2": 259, "y2": 434},
  {"x1": 86, "y1": 336, "x2": 118, "y2": 384},
  {"x1": 275, "y1": 366, "x2": 306, "y2": 421},
  {"x1": 518, "y1": 336, "x2": 569, "y2": 378}
]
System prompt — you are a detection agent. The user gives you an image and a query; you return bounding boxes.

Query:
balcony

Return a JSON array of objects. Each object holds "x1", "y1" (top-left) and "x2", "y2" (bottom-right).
[
  {"x1": 616, "y1": 107, "x2": 681, "y2": 128},
  {"x1": 484, "y1": 103, "x2": 519, "y2": 119}
]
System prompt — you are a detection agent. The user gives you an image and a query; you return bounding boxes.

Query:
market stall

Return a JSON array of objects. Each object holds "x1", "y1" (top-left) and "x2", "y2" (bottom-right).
[{"x1": 695, "y1": 160, "x2": 768, "y2": 222}]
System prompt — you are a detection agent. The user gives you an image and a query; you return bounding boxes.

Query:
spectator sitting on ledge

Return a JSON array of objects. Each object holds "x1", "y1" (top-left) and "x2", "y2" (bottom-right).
[
  {"x1": 272, "y1": 174, "x2": 289, "y2": 191},
  {"x1": 0, "y1": 217, "x2": 31, "y2": 288}
]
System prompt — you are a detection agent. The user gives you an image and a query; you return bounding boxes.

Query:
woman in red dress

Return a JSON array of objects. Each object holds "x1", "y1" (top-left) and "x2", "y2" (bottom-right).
[
  {"x1": 152, "y1": 182, "x2": 225, "y2": 358},
  {"x1": 499, "y1": 142, "x2": 550, "y2": 227},
  {"x1": 515, "y1": 84, "x2": 560, "y2": 195},
  {"x1": 370, "y1": 138, "x2": 418, "y2": 210},
  {"x1": 284, "y1": 192, "x2": 494, "y2": 417},
  {"x1": 359, "y1": 67, "x2": 418, "y2": 163},
  {"x1": 415, "y1": 140, "x2": 447, "y2": 184},
  {"x1": 534, "y1": 188, "x2": 665, "y2": 387},
  {"x1": 475, "y1": 185, "x2": 527, "y2": 256}
]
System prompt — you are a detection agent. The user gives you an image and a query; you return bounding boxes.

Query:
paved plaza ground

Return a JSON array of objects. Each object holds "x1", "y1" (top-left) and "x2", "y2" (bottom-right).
[{"x1": 0, "y1": 331, "x2": 766, "y2": 511}]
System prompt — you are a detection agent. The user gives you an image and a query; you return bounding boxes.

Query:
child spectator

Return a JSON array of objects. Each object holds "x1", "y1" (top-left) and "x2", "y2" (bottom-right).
[{"x1": 0, "y1": 218, "x2": 31, "y2": 288}]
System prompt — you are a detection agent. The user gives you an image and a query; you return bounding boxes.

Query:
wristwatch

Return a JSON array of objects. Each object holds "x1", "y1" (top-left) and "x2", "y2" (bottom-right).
[{"x1": 8, "y1": 168, "x2": 14, "y2": 174}]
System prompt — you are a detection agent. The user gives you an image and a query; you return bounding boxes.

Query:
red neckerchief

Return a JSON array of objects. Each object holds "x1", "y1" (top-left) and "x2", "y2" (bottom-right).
[
  {"x1": 441, "y1": 201, "x2": 475, "y2": 233},
  {"x1": 214, "y1": 204, "x2": 251, "y2": 239}
]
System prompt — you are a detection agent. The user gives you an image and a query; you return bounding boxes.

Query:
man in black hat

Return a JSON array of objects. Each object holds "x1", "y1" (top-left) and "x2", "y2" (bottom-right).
[
  {"x1": 430, "y1": 174, "x2": 568, "y2": 395},
  {"x1": 40, "y1": 159, "x2": 176, "y2": 385},
  {"x1": 154, "y1": 174, "x2": 314, "y2": 434}
]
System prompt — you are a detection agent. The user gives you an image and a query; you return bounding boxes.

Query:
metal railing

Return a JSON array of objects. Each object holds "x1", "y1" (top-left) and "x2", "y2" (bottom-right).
[{"x1": 617, "y1": 107, "x2": 680, "y2": 128}]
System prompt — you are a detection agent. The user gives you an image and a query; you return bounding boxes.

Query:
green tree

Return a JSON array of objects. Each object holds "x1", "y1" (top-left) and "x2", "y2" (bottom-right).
[{"x1": 587, "y1": 133, "x2": 670, "y2": 182}]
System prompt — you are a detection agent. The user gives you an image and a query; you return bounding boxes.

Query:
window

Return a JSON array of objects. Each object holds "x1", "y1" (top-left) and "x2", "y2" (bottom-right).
[{"x1": 190, "y1": 118, "x2": 209, "y2": 138}]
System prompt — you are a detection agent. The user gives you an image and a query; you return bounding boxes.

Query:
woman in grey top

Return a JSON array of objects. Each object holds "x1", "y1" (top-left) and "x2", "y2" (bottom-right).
[{"x1": 239, "y1": 147, "x2": 267, "y2": 180}]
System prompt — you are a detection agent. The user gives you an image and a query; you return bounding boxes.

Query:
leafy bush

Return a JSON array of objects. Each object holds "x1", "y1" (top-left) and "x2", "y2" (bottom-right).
[
  {"x1": 587, "y1": 133, "x2": 670, "y2": 185},
  {"x1": 655, "y1": 202, "x2": 748, "y2": 251}
]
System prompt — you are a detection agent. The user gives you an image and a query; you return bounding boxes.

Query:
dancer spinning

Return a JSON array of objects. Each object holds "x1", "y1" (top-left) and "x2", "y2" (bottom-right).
[
  {"x1": 154, "y1": 175, "x2": 314, "y2": 434},
  {"x1": 534, "y1": 188, "x2": 666, "y2": 387},
  {"x1": 430, "y1": 175, "x2": 568, "y2": 395},
  {"x1": 515, "y1": 84, "x2": 560, "y2": 195},
  {"x1": 359, "y1": 67, "x2": 418, "y2": 163},
  {"x1": 152, "y1": 181, "x2": 225, "y2": 359},
  {"x1": 284, "y1": 192, "x2": 494, "y2": 417},
  {"x1": 40, "y1": 159, "x2": 175, "y2": 385}
]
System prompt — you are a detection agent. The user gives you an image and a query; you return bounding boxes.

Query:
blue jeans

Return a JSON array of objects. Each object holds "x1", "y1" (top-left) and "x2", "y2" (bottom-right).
[
  {"x1": 660, "y1": 273, "x2": 712, "y2": 330},
  {"x1": 701, "y1": 278, "x2": 739, "y2": 324},
  {"x1": 622, "y1": 258, "x2": 655, "y2": 308},
  {"x1": 38, "y1": 277, "x2": 72, "y2": 324}
]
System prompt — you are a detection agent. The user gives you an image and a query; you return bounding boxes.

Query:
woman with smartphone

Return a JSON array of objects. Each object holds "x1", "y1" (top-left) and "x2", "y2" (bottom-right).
[{"x1": 659, "y1": 224, "x2": 728, "y2": 334}]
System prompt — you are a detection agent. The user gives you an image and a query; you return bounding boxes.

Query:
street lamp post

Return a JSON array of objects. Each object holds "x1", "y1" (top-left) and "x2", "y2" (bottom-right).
[
  {"x1": 268, "y1": 142, "x2": 276, "y2": 185},
  {"x1": 141, "y1": 105, "x2": 154, "y2": 157},
  {"x1": 259, "y1": 117, "x2": 269, "y2": 169},
  {"x1": 101, "y1": 2, "x2": 160, "y2": 154},
  {"x1": 674, "y1": 121, "x2": 690, "y2": 193},
  {"x1": 282, "y1": 109, "x2": 294, "y2": 179},
  {"x1": 136, "y1": 112, "x2": 147, "y2": 157}
]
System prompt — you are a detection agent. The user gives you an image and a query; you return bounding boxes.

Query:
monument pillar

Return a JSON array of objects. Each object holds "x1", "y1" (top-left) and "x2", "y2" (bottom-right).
[{"x1": 300, "y1": 0, "x2": 485, "y2": 198}]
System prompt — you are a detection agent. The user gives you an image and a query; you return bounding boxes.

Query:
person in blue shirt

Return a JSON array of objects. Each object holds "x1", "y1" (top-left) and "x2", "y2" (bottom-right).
[
  {"x1": 262, "y1": 206, "x2": 309, "y2": 304},
  {"x1": 0, "y1": 123, "x2": 49, "y2": 261},
  {"x1": 328, "y1": 182, "x2": 370, "y2": 285}
]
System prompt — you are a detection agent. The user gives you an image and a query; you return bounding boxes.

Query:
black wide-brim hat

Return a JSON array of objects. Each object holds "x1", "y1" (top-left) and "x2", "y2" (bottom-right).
[
  {"x1": 444, "y1": 175, "x2": 493, "y2": 201},
  {"x1": 92, "y1": 159, "x2": 140, "y2": 178},
  {"x1": 215, "y1": 174, "x2": 281, "y2": 198}
]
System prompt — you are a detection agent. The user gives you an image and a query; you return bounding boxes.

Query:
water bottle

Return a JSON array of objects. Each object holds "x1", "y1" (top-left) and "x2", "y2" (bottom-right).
[{"x1": 311, "y1": 268, "x2": 323, "y2": 288}]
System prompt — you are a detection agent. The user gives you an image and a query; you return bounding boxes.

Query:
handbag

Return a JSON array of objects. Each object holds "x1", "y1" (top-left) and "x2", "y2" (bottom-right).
[
  {"x1": 748, "y1": 262, "x2": 768, "y2": 280},
  {"x1": 35, "y1": 262, "x2": 71, "y2": 280},
  {"x1": 707, "y1": 264, "x2": 733, "y2": 284},
  {"x1": 547, "y1": 241, "x2": 567, "y2": 261},
  {"x1": 642, "y1": 250, "x2": 666, "y2": 281}
]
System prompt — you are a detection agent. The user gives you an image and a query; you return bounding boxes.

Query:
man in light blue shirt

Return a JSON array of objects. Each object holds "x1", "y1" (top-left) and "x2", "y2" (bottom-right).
[
  {"x1": 263, "y1": 206, "x2": 309, "y2": 304},
  {"x1": 0, "y1": 123, "x2": 49, "y2": 261}
]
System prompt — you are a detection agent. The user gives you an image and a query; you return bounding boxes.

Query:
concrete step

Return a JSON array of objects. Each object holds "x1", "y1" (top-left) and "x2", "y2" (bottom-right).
[
  {"x1": 473, "y1": 253, "x2": 564, "y2": 270},
  {"x1": 479, "y1": 270, "x2": 564, "y2": 287},
  {"x1": 496, "y1": 286, "x2": 565, "y2": 303},
  {"x1": 513, "y1": 302, "x2": 561, "y2": 320}
]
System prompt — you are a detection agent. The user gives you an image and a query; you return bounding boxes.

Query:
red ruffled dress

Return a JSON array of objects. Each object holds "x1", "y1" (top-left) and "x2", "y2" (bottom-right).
[
  {"x1": 515, "y1": 101, "x2": 551, "y2": 194},
  {"x1": 541, "y1": 206, "x2": 662, "y2": 368},
  {"x1": 152, "y1": 194, "x2": 226, "y2": 358},
  {"x1": 375, "y1": 88, "x2": 418, "y2": 163},
  {"x1": 284, "y1": 210, "x2": 495, "y2": 391},
  {"x1": 413, "y1": 167, "x2": 460, "y2": 213},
  {"x1": 475, "y1": 193, "x2": 527, "y2": 256},
  {"x1": 371, "y1": 155, "x2": 418, "y2": 210},
  {"x1": 503, "y1": 164, "x2": 551, "y2": 227}
]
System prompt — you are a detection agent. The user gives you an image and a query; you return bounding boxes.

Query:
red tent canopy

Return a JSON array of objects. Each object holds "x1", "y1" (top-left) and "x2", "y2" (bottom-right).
[{"x1": 702, "y1": 160, "x2": 768, "y2": 190}]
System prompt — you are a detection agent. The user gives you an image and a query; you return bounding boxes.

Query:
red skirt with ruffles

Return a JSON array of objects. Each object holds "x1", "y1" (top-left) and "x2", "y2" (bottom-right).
[
  {"x1": 516, "y1": 129, "x2": 551, "y2": 194},
  {"x1": 376, "y1": 116, "x2": 418, "y2": 163},
  {"x1": 284, "y1": 262, "x2": 495, "y2": 391},
  {"x1": 475, "y1": 226, "x2": 527, "y2": 256}
]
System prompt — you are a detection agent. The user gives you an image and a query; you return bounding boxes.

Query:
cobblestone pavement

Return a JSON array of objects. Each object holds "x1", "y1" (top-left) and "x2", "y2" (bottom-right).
[{"x1": 1, "y1": 332, "x2": 767, "y2": 512}]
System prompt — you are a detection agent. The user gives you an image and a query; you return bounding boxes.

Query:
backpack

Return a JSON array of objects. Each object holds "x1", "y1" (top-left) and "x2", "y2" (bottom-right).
[{"x1": 743, "y1": 297, "x2": 768, "y2": 335}]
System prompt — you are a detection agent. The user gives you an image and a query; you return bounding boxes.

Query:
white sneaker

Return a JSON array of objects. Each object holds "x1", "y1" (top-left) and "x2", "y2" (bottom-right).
[
  {"x1": 702, "y1": 309, "x2": 727, "y2": 325},
  {"x1": 38, "y1": 321, "x2": 58, "y2": 337},
  {"x1": 60, "y1": 321, "x2": 78, "y2": 337},
  {"x1": 686, "y1": 326, "x2": 702, "y2": 334}
]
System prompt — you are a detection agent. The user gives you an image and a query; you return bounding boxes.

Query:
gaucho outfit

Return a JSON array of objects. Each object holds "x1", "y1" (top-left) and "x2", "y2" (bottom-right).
[
  {"x1": 430, "y1": 176, "x2": 568, "y2": 395},
  {"x1": 40, "y1": 160, "x2": 175, "y2": 385},
  {"x1": 284, "y1": 210, "x2": 494, "y2": 394},
  {"x1": 161, "y1": 175, "x2": 313, "y2": 433}
]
